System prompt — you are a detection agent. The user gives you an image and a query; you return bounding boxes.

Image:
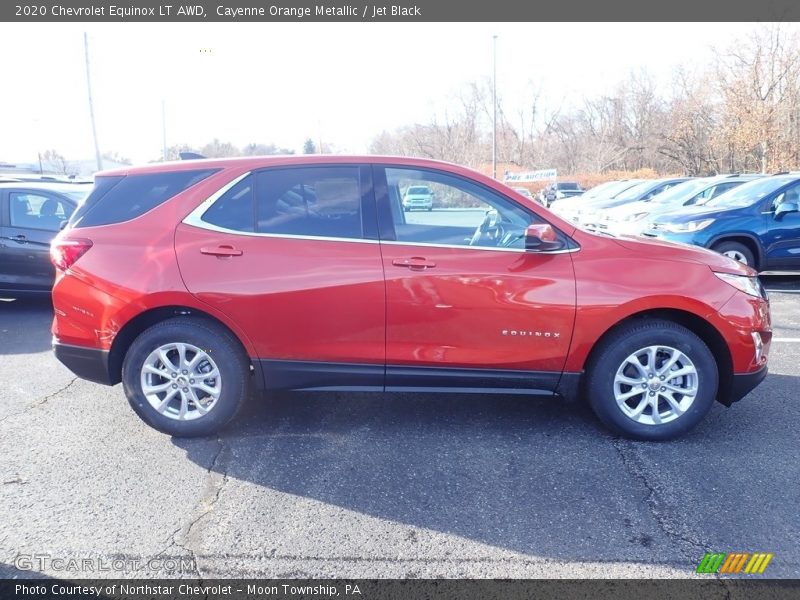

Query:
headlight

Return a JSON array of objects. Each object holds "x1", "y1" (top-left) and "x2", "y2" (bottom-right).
[
  {"x1": 663, "y1": 218, "x2": 714, "y2": 233},
  {"x1": 714, "y1": 272, "x2": 765, "y2": 298},
  {"x1": 623, "y1": 212, "x2": 648, "y2": 222}
]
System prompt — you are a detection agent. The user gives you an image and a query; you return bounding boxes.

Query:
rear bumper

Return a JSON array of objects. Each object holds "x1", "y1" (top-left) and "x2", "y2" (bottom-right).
[
  {"x1": 53, "y1": 340, "x2": 114, "y2": 386},
  {"x1": 726, "y1": 365, "x2": 768, "y2": 404}
]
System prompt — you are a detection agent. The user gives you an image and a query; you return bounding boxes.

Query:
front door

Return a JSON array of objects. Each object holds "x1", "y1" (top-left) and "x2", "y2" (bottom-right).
[
  {"x1": 764, "y1": 182, "x2": 800, "y2": 270},
  {"x1": 175, "y1": 165, "x2": 386, "y2": 390},
  {"x1": 375, "y1": 166, "x2": 577, "y2": 392},
  {"x1": 1, "y1": 190, "x2": 75, "y2": 291}
]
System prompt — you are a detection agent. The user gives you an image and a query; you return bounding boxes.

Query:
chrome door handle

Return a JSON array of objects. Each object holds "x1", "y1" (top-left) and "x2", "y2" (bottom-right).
[
  {"x1": 392, "y1": 257, "x2": 436, "y2": 270},
  {"x1": 200, "y1": 245, "x2": 243, "y2": 257}
]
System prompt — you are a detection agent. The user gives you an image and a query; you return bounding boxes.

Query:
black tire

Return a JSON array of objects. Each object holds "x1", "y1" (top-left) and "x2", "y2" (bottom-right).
[
  {"x1": 585, "y1": 319, "x2": 718, "y2": 441},
  {"x1": 427, "y1": 207, "x2": 433, "y2": 212},
  {"x1": 122, "y1": 317, "x2": 250, "y2": 437},
  {"x1": 712, "y1": 241, "x2": 756, "y2": 269}
]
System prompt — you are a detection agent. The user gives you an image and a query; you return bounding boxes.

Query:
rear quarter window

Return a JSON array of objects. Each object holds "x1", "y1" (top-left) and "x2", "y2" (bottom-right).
[{"x1": 69, "y1": 169, "x2": 219, "y2": 228}]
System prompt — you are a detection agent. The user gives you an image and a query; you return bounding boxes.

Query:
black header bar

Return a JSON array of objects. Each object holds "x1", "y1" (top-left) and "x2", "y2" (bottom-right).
[{"x1": 3, "y1": 0, "x2": 800, "y2": 22}]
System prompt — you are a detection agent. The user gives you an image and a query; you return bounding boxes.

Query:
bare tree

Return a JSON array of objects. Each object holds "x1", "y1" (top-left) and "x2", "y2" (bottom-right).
[{"x1": 40, "y1": 149, "x2": 77, "y2": 176}]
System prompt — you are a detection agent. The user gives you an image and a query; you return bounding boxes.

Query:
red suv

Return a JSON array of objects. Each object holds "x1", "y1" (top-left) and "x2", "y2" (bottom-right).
[{"x1": 50, "y1": 156, "x2": 771, "y2": 440}]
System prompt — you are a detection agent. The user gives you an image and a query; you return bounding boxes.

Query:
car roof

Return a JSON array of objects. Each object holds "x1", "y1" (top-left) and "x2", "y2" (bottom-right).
[
  {"x1": 705, "y1": 173, "x2": 763, "y2": 182},
  {"x1": 0, "y1": 181, "x2": 92, "y2": 194},
  {"x1": 95, "y1": 155, "x2": 479, "y2": 178}
]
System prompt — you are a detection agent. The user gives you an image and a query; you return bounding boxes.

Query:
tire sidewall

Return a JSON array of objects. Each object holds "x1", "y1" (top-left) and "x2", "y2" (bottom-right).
[
  {"x1": 122, "y1": 320, "x2": 248, "y2": 437},
  {"x1": 714, "y1": 241, "x2": 756, "y2": 268},
  {"x1": 588, "y1": 325, "x2": 718, "y2": 441}
]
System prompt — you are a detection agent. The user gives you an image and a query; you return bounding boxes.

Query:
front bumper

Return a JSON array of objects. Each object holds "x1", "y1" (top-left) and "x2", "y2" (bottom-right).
[
  {"x1": 53, "y1": 340, "x2": 115, "y2": 386},
  {"x1": 727, "y1": 364, "x2": 768, "y2": 404}
]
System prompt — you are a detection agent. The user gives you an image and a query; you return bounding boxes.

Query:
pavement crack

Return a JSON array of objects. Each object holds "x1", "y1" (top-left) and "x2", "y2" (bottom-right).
[
  {"x1": 611, "y1": 437, "x2": 708, "y2": 565},
  {"x1": 152, "y1": 437, "x2": 230, "y2": 579},
  {"x1": 36, "y1": 377, "x2": 79, "y2": 407},
  {"x1": 2, "y1": 474, "x2": 28, "y2": 485},
  {"x1": 0, "y1": 377, "x2": 78, "y2": 425}
]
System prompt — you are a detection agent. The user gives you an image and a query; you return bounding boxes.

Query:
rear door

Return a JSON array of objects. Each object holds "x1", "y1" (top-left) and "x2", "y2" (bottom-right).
[
  {"x1": 0, "y1": 189, "x2": 75, "y2": 291},
  {"x1": 175, "y1": 165, "x2": 386, "y2": 390},
  {"x1": 375, "y1": 165, "x2": 577, "y2": 393}
]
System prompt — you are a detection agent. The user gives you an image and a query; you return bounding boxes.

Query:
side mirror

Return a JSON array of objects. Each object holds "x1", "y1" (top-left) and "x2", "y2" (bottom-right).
[
  {"x1": 525, "y1": 223, "x2": 562, "y2": 251},
  {"x1": 775, "y1": 202, "x2": 799, "y2": 218}
]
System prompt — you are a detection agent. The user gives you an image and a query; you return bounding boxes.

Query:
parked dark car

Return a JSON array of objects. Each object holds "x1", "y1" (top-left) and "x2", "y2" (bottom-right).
[
  {"x1": 0, "y1": 182, "x2": 89, "y2": 295},
  {"x1": 544, "y1": 181, "x2": 583, "y2": 206},
  {"x1": 644, "y1": 174, "x2": 800, "y2": 272}
]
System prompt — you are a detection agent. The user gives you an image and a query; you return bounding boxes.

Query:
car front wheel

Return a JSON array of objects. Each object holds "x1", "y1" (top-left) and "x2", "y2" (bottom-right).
[
  {"x1": 586, "y1": 319, "x2": 718, "y2": 440},
  {"x1": 713, "y1": 241, "x2": 756, "y2": 269},
  {"x1": 122, "y1": 317, "x2": 250, "y2": 437}
]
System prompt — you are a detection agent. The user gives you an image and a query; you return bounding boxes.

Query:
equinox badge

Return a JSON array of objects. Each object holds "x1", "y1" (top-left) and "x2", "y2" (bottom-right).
[{"x1": 502, "y1": 329, "x2": 561, "y2": 338}]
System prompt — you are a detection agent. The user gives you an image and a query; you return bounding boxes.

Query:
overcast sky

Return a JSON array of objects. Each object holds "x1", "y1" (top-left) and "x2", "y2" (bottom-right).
[{"x1": 0, "y1": 22, "x2": 762, "y2": 164}]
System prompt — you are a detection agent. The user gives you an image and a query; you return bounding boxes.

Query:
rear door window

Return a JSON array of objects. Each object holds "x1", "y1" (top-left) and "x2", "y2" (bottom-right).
[
  {"x1": 200, "y1": 176, "x2": 255, "y2": 232},
  {"x1": 255, "y1": 167, "x2": 364, "y2": 240}
]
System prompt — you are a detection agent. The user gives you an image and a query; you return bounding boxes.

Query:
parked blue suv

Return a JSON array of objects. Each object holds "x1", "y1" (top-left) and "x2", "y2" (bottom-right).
[{"x1": 643, "y1": 174, "x2": 800, "y2": 272}]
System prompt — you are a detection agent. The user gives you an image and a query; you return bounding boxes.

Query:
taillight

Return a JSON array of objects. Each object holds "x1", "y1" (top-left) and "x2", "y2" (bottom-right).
[{"x1": 50, "y1": 238, "x2": 93, "y2": 271}]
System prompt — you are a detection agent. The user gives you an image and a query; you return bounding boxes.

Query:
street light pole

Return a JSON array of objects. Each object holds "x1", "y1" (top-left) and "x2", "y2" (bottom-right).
[
  {"x1": 492, "y1": 34, "x2": 498, "y2": 180},
  {"x1": 84, "y1": 32, "x2": 103, "y2": 171}
]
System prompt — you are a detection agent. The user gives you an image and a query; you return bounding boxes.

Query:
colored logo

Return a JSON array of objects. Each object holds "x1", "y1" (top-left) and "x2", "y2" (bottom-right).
[{"x1": 697, "y1": 552, "x2": 773, "y2": 574}]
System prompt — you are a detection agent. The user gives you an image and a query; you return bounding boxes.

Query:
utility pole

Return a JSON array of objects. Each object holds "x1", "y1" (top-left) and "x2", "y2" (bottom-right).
[
  {"x1": 84, "y1": 32, "x2": 103, "y2": 171},
  {"x1": 492, "y1": 34, "x2": 498, "y2": 180}
]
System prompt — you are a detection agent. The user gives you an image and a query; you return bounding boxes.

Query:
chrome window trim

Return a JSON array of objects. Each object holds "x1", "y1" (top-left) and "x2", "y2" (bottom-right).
[
  {"x1": 183, "y1": 171, "x2": 252, "y2": 229},
  {"x1": 183, "y1": 172, "x2": 579, "y2": 254},
  {"x1": 183, "y1": 170, "x2": 376, "y2": 245},
  {"x1": 380, "y1": 240, "x2": 580, "y2": 255}
]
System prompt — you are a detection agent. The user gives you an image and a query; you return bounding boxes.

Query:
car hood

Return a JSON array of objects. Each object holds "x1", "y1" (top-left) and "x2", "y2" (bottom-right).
[
  {"x1": 650, "y1": 204, "x2": 728, "y2": 223},
  {"x1": 583, "y1": 196, "x2": 640, "y2": 211},
  {"x1": 606, "y1": 200, "x2": 650, "y2": 218},
  {"x1": 611, "y1": 235, "x2": 753, "y2": 276}
]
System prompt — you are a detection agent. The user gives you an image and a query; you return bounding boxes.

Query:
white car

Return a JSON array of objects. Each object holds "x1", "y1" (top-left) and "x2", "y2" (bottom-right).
[
  {"x1": 402, "y1": 185, "x2": 433, "y2": 211},
  {"x1": 595, "y1": 176, "x2": 761, "y2": 236},
  {"x1": 550, "y1": 180, "x2": 643, "y2": 221}
]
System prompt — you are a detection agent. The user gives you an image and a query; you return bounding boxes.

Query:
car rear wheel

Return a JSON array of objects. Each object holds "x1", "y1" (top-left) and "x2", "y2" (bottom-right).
[
  {"x1": 586, "y1": 319, "x2": 718, "y2": 440},
  {"x1": 122, "y1": 317, "x2": 250, "y2": 437},
  {"x1": 713, "y1": 241, "x2": 756, "y2": 268}
]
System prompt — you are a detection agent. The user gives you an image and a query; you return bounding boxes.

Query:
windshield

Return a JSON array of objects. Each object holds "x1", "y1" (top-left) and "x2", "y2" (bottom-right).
[
  {"x1": 613, "y1": 181, "x2": 655, "y2": 201},
  {"x1": 559, "y1": 182, "x2": 580, "y2": 190},
  {"x1": 407, "y1": 186, "x2": 430, "y2": 195},
  {"x1": 649, "y1": 178, "x2": 710, "y2": 204},
  {"x1": 706, "y1": 176, "x2": 795, "y2": 208},
  {"x1": 582, "y1": 181, "x2": 621, "y2": 199}
]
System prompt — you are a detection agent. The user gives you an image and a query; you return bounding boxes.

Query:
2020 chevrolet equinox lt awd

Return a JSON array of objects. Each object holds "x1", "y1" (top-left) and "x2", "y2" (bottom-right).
[{"x1": 50, "y1": 156, "x2": 771, "y2": 440}]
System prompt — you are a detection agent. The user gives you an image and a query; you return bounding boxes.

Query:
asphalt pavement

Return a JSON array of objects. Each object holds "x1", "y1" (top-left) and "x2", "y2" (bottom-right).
[{"x1": 0, "y1": 278, "x2": 798, "y2": 579}]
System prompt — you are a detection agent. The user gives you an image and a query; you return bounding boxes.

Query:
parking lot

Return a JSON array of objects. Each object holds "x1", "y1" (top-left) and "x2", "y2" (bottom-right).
[{"x1": 0, "y1": 278, "x2": 798, "y2": 579}]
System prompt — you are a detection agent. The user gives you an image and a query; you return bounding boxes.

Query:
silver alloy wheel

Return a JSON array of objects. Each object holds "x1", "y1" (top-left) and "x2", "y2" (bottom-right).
[
  {"x1": 722, "y1": 249, "x2": 749, "y2": 264},
  {"x1": 140, "y1": 342, "x2": 222, "y2": 421},
  {"x1": 613, "y1": 345, "x2": 699, "y2": 426}
]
